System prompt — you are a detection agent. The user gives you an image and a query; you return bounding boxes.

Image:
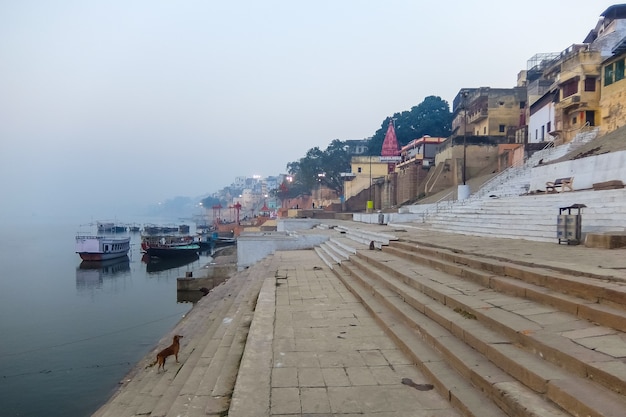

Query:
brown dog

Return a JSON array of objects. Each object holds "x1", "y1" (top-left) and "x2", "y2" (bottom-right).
[{"x1": 146, "y1": 335, "x2": 183, "y2": 372}]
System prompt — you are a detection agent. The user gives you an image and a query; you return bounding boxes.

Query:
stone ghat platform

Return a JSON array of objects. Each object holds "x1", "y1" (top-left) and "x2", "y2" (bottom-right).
[{"x1": 93, "y1": 221, "x2": 626, "y2": 417}]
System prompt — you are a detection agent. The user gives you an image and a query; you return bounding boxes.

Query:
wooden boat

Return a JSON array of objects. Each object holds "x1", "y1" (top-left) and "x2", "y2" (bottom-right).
[
  {"x1": 97, "y1": 222, "x2": 126, "y2": 233},
  {"x1": 145, "y1": 244, "x2": 200, "y2": 258},
  {"x1": 75, "y1": 235, "x2": 131, "y2": 261},
  {"x1": 143, "y1": 224, "x2": 179, "y2": 235},
  {"x1": 194, "y1": 233, "x2": 236, "y2": 250},
  {"x1": 141, "y1": 235, "x2": 200, "y2": 258}
]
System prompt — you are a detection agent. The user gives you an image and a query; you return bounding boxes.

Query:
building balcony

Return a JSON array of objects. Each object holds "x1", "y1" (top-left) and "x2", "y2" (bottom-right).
[
  {"x1": 558, "y1": 94, "x2": 582, "y2": 110},
  {"x1": 467, "y1": 109, "x2": 488, "y2": 124}
]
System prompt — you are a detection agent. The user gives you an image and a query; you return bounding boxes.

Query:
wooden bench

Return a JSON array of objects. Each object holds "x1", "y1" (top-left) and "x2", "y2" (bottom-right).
[{"x1": 546, "y1": 177, "x2": 574, "y2": 193}]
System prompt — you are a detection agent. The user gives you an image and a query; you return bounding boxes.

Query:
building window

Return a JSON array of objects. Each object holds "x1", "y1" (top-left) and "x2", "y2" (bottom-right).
[
  {"x1": 562, "y1": 79, "x2": 578, "y2": 98},
  {"x1": 584, "y1": 77, "x2": 596, "y2": 91},
  {"x1": 572, "y1": 116, "x2": 577, "y2": 125},
  {"x1": 357, "y1": 167, "x2": 362, "y2": 173},
  {"x1": 605, "y1": 64, "x2": 615, "y2": 86},
  {"x1": 616, "y1": 59, "x2": 625, "y2": 82},
  {"x1": 586, "y1": 110, "x2": 595, "y2": 126},
  {"x1": 499, "y1": 124, "x2": 505, "y2": 133},
  {"x1": 541, "y1": 125, "x2": 545, "y2": 140},
  {"x1": 547, "y1": 121, "x2": 551, "y2": 132}
]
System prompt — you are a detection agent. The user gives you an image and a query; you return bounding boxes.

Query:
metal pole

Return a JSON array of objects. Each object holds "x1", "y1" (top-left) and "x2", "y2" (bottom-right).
[
  {"x1": 369, "y1": 155, "x2": 372, "y2": 204},
  {"x1": 463, "y1": 106, "x2": 467, "y2": 185}
]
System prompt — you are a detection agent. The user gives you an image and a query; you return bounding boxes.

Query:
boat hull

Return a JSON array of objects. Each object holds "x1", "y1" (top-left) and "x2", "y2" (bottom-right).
[
  {"x1": 78, "y1": 251, "x2": 128, "y2": 261},
  {"x1": 145, "y1": 245, "x2": 200, "y2": 258}
]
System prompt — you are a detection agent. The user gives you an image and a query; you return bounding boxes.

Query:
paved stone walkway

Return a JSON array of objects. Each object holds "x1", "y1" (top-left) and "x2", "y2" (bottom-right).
[{"x1": 230, "y1": 249, "x2": 461, "y2": 417}]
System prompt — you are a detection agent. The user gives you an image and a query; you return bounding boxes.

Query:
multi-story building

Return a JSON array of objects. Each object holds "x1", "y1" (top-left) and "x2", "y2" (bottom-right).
[
  {"x1": 541, "y1": 44, "x2": 602, "y2": 143},
  {"x1": 527, "y1": 4, "x2": 626, "y2": 144},
  {"x1": 451, "y1": 87, "x2": 527, "y2": 141},
  {"x1": 601, "y1": 42, "x2": 626, "y2": 133},
  {"x1": 599, "y1": 6, "x2": 626, "y2": 134},
  {"x1": 344, "y1": 139, "x2": 369, "y2": 155}
]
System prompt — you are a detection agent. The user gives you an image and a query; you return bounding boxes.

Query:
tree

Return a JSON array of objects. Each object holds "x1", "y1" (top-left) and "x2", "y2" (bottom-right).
[
  {"x1": 285, "y1": 140, "x2": 351, "y2": 197},
  {"x1": 200, "y1": 195, "x2": 225, "y2": 209},
  {"x1": 319, "y1": 139, "x2": 351, "y2": 194},
  {"x1": 368, "y1": 96, "x2": 452, "y2": 155}
]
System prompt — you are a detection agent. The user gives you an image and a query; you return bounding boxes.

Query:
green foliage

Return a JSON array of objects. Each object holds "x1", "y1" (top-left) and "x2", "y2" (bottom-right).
[
  {"x1": 283, "y1": 95, "x2": 452, "y2": 198},
  {"x1": 200, "y1": 195, "x2": 225, "y2": 209},
  {"x1": 367, "y1": 96, "x2": 452, "y2": 155},
  {"x1": 285, "y1": 139, "x2": 351, "y2": 196}
]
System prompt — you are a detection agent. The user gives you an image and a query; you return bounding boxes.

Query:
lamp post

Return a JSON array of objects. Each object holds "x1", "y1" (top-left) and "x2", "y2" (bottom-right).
[
  {"x1": 317, "y1": 172, "x2": 325, "y2": 209},
  {"x1": 369, "y1": 155, "x2": 372, "y2": 201},
  {"x1": 462, "y1": 90, "x2": 468, "y2": 185},
  {"x1": 367, "y1": 155, "x2": 373, "y2": 212},
  {"x1": 458, "y1": 90, "x2": 471, "y2": 200}
]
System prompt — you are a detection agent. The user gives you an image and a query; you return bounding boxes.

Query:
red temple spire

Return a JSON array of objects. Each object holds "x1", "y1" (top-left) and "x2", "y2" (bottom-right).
[
  {"x1": 380, "y1": 119, "x2": 400, "y2": 173},
  {"x1": 381, "y1": 119, "x2": 400, "y2": 157}
]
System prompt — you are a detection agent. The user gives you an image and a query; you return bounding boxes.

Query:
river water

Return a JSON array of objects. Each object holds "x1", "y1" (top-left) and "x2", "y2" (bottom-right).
[{"x1": 0, "y1": 219, "x2": 213, "y2": 417}]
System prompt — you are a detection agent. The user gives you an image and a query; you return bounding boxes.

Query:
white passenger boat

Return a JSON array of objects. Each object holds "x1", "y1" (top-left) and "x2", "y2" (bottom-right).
[{"x1": 75, "y1": 235, "x2": 131, "y2": 261}]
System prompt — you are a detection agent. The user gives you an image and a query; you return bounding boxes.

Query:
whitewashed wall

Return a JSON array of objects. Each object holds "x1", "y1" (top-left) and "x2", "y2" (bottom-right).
[
  {"x1": 530, "y1": 150, "x2": 626, "y2": 191},
  {"x1": 236, "y1": 231, "x2": 328, "y2": 269},
  {"x1": 528, "y1": 102, "x2": 555, "y2": 144}
]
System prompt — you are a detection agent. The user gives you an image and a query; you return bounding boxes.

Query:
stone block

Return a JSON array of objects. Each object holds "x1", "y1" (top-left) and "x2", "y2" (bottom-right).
[
  {"x1": 584, "y1": 232, "x2": 626, "y2": 249},
  {"x1": 592, "y1": 180, "x2": 624, "y2": 190}
]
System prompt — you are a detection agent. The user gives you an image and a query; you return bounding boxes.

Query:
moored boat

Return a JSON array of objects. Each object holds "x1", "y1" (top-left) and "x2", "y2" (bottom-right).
[
  {"x1": 145, "y1": 244, "x2": 200, "y2": 258},
  {"x1": 141, "y1": 234, "x2": 200, "y2": 258},
  {"x1": 75, "y1": 235, "x2": 131, "y2": 261},
  {"x1": 97, "y1": 221, "x2": 126, "y2": 233}
]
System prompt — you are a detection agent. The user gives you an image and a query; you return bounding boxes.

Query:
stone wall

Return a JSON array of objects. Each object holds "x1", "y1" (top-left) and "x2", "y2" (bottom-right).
[
  {"x1": 600, "y1": 78, "x2": 626, "y2": 136},
  {"x1": 529, "y1": 149, "x2": 626, "y2": 191},
  {"x1": 237, "y1": 230, "x2": 329, "y2": 269}
]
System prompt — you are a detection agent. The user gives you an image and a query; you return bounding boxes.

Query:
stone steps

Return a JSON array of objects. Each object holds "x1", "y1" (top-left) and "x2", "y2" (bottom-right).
[
  {"x1": 413, "y1": 189, "x2": 626, "y2": 241},
  {"x1": 316, "y1": 227, "x2": 626, "y2": 417},
  {"x1": 333, "y1": 224, "x2": 398, "y2": 248},
  {"x1": 330, "y1": 262, "x2": 511, "y2": 417},
  {"x1": 94, "y1": 279, "x2": 240, "y2": 417},
  {"x1": 389, "y1": 240, "x2": 626, "y2": 304},
  {"x1": 163, "y1": 265, "x2": 264, "y2": 417},
  {"x1": 93, "y1": 260, "x2": 267, "y2": 417},
  {"x1": 381, "y1": 244, "x2": 626, "y2": 375},
  {"x1": 135, "y1": 271, "x2": 252, "y2": 417}
]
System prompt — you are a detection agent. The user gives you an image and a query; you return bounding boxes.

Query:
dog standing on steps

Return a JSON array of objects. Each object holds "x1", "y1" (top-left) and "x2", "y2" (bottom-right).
[{"x1": 146, "y1": 335, "x2": 183, "y2": 372}]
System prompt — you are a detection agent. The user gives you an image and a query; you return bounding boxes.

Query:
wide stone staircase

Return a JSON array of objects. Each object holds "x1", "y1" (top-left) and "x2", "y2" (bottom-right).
[
  {"x1": 405, "y1": 188, "x2": 626, "y2": 242},
  {"x1": 315, "y1": 225, "x2": 626, "y2": 417},
  {"x1": 390, "y1": 127, "x2": 619, "y2": 243},
  {"x1": 92, "y1": 257, "x2": 269, "y2": 417}
]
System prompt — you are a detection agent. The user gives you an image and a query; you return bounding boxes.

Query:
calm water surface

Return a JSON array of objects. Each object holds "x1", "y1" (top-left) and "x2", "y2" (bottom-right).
[{"x1": 0, "y1": 219, "x2": 210, "y2": 417}]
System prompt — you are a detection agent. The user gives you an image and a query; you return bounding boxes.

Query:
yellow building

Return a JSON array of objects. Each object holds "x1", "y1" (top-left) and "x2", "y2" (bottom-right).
[
  {"x1": 541, "y1": 44, "x2": 602, "y2": 143},
  {"x1": 600, "y1": 43, "x2": 626, "y2": 134},
  {"x1": 452, "y1": 87, "x2": 526, "y2": 140},
  {"x1": 343, "y1": 156, "x2": 389, "y2": 201}
]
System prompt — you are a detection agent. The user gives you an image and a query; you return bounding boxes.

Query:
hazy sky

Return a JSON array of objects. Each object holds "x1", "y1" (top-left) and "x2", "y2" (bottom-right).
[{"x1": 0, "y1": 1, "x2": 617, "y2": 221}]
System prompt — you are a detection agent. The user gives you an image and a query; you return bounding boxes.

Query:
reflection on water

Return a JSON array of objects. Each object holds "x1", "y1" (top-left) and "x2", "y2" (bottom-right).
[
  {"x1": 76, "y1": 256, "x2": 131, "y2": 290},
  {"x1": 141, "y1": 253, "x2": 200, "y2": 273},
  {"x1": 1, "y1": 221, "x2": 196, "y2": 417}
]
